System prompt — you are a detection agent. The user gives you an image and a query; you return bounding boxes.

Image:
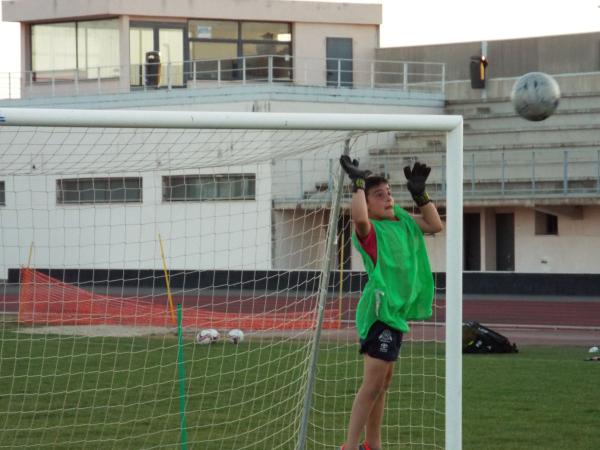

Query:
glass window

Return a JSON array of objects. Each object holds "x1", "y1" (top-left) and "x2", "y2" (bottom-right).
[
  {"x1": 57, "y1": 178, "x2": 142, "y2": 204},
  {"x1": 163, "y1": 174, "x2": 255, "y2": 201},
  {"x1": 243, "y1": 44, "x2": 292, "y2": 80},
  {"x1": 190, "y1": 42, "x2": 239, "y2": 80},
  {"x1": 0, "y1": 181, "x2": 5, "y2": 206},
  {"x1": 243, "y1": 43, "x2": 291, "y2": 57},
  {"x1": 159, "y1": 28, "x2": 185, "y2": 86},
  {"x1": 31, "y1": 19, "x2": 119, "y2": 80},
  {"x1": 32, "y1": 22, "x2": 77, "y2": 78},
  {"x1": 188, "y1": 20, "x2": 238, "y2": 40},
  {"x1": 77, "y1": 19, "x2": 120, "y2": 79},
  {"x1": 129, "y1": 27, "x2": 154, "y2": 86},
  {"x1": 188, "y1": 19, "x2": 292, "y2": 82},
  {"x1": 241, "y1": 22, "x2": 291, "y2": 41}
]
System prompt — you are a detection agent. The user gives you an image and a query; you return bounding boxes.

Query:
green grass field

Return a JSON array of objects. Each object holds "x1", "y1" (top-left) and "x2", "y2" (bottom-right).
[{"x1": 1, "y1": 321, "x2": 599, "y2": 449}]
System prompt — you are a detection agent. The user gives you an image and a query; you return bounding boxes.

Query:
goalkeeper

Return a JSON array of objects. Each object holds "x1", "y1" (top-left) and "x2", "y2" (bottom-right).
[{"x1": 339, "y1": 156, "x2": 443, "y2": 450}]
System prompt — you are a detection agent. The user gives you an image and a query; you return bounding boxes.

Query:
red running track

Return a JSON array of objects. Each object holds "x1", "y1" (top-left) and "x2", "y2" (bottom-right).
[{"x1": 2, "y1": 285, "x2": 600, "y2": 328}]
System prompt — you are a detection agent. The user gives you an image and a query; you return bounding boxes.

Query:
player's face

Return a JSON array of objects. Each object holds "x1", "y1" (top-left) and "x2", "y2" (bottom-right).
[{"x1": 366, "y1": 183, "x2": 395, "y2": 220}]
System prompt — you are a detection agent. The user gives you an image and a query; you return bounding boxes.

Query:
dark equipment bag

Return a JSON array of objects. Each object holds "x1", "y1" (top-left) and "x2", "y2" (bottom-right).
[{"x1": 462, "y1": 321, "x2": 518, "y2": 354}]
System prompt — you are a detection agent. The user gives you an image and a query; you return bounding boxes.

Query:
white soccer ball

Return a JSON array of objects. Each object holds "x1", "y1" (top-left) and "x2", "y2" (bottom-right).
[
  {"x1": 227, "y1": 329, "x2": 245, "y2": 344},
  {"x1": 511, "y1": 72, "x2": 560, "y2": 121},
  {"x1": 588, "y1": 346, "x2": 599, "y2": 354},
  {"x1": 196, "y1": 328, "x2": 220, "y2": 345}
]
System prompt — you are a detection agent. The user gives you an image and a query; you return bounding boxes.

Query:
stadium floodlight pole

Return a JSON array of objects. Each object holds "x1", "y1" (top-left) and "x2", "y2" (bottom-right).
[{"x1": 296, "y1": 137, "x2": 351, "y2": 450}]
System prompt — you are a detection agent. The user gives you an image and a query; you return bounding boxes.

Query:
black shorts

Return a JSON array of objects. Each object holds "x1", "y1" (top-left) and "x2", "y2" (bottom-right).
[{"x1": 359, "y1": 320, "x2": 403, "y2": 362}]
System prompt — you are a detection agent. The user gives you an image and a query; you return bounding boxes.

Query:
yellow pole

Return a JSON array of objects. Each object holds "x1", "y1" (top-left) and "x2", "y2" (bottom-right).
[
  {"x1": 27, "y1": 242, "x2": 34, "y2": 269},
  {"x1": 158, "y1": 233, "x2": 177, "y2": 325}
]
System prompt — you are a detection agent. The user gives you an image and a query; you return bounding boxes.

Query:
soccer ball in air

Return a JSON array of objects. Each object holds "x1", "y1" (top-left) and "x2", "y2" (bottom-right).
[
  {"x1": 227, "y1": 329, "x2": 245, "y2": 344},
  {"x1": 510, "y1": 72, "x2": 560, "y2": 121},
  {"x1": 196, "y1": 328, "x2": 220, "y2": 345}
]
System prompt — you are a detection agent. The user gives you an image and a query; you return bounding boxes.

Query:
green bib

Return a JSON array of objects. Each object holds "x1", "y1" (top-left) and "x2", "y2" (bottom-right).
[{"x1": 352, "y1": 205, "x2": 434, "y2": 339}]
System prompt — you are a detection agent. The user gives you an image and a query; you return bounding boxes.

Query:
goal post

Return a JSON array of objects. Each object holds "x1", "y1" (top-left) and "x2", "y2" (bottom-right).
[{"x1": 0, "y1": 107, "x2": 462, "y2": 450}]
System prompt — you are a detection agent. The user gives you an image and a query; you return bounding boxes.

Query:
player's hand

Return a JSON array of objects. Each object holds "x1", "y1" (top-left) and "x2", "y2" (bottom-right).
[
  {"x1": 340, "y1": 155, "x2": 371, "y2": 192},
  {"x1": 403, "y1": 161, "x2": 431, "y2": 207}
]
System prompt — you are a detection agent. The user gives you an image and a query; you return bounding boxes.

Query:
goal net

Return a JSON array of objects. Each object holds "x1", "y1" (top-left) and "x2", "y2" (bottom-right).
[{"x1": 0, "y1": 108, "x2": 463, "y2": 450}]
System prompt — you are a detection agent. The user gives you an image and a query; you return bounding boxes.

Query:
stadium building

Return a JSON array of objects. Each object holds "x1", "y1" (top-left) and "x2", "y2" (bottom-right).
[
  {"x1": 1, "y1": 2, "x2": 599, "y2": 450},
  {"x1": 0, "y1": 0, "x2": 599, "y2": 295}
]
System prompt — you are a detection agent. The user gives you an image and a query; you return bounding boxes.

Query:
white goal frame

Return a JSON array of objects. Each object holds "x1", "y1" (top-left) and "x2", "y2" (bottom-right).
[{"x1": 0, "y1": 107, "x2": 463, "y2": 450}]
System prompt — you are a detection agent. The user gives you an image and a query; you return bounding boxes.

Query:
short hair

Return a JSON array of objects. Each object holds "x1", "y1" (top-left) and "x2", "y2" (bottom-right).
[{"x1": 364, "y1": 175, "x2": 389, "y2": 196}]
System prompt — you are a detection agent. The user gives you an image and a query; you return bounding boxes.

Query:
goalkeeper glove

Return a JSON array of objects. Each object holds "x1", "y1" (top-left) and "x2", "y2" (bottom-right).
[
  {"x1": 340, "y1": 155, "x2": 372, "y2": 192},
  {"x1": 403, "y1": 161, "x2": 431, "y2": 207}
]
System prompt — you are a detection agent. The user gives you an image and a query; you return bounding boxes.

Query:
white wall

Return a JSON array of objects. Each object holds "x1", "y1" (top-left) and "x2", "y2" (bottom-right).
[
  {"x1": 4, "y1": 0, "x2": 381, "y2": 26},
  {"x1": 272, "y1": 209, "x2": 328, "y2": 270},
  {"x1": 293, "y1": 22, "x2": 379, "y2": 87},
  {"x1": 433, "y1": 205, "x2": 600, "y2": 274},
  {"x1": 0, "y1": 166, "x2": 272, "y2": 278},
  {"x1": 515, "y1": 206, "x2": 600, "y2": 273},
  {"x1": 348, "y1": 205, "x2": 600, "y2": 275}
]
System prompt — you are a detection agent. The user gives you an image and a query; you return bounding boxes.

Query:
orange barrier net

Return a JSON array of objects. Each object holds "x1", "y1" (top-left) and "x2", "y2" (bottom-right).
[{"x1": 18, "y1": 268, "x2": 340, "y2": 330}]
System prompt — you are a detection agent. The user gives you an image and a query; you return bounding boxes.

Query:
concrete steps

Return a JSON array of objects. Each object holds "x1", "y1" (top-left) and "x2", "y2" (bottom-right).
[
  {"x1": 300, "y1": 77, "x2": 600, "y2": 207},
  {"x1": 465, "y1": 125, "x2": 599, "y2": 147},
  {"x1": 463, "y1": 109, "x2": 600, "y2": 131},
  {"x1": 446, "y1": 91, "x2": 600, "y2": 116}
]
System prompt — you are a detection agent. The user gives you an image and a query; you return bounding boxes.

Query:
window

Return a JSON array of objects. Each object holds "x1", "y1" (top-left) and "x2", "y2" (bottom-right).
[
  {"x1": 32, "y1": 19, "x2": 119, "y2": 80},
  {"x1": 241, "y1": 22, "x2": 291, "y2": 41},
  {"x1": 77, "y1": 20, "x2": 120, "y2": 78},
  {"x1": 188, "y1": 19, "x2": 292, "y2": 81},
  {"x1": 190, "y1": 42, "x2": 238, "y2": 81},
  {"x1": 243, "y1": 43, "x2": 292, "y2": 81},
  {"x1": 535, "y1": 211, "x2": 558, "y2": 235},
  {"x1": 0, "y1": 181, "x2": 5, "y2": 206},
  {"x1": 163, "y1": 174, "x2": 255, "y2": 201},
  {"x1": 32, "y1": 23, "x2": 76, "y2": 77},
  {"x1": 189, "y1": 20, "x2": 238, "y2": 40},
  {"x1": 57, "y1": 178, "x2": 142, "y2": 204}
]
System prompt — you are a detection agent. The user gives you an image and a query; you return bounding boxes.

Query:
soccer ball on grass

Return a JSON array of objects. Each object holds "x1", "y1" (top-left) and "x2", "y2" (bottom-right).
[
  {"x1": 226, "y1": 329, "x2": 245, "y2": 344},
  {"x1": 196, "y1": 328, "x2": 220, "y2": 345}
]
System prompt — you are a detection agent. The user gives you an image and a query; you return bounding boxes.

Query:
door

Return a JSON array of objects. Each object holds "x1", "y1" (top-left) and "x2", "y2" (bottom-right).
[
  {"x1": 130, "y1": 27, "x2": 154, "y2": 86},
  {"x1": 130, "y1": 23, "x2": 187, "y2": 87},
  {"x1": 158, "y1": 28, "x2": 185, "y2": 87},
  {"x1": 495, "y1": 213, "x2": 515, "y2": 271},
  {"x1": 326, "y1": 37, "x2": 353, "y2": 87},
  {"x1": 464, "y1": 213, "x2": 481, "y2": 271}
]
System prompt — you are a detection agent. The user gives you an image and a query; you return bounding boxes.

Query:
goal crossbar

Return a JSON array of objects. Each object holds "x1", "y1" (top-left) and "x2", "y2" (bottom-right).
[{"x1": 0, "y1": 108, "x2": 462, "y2": 132}]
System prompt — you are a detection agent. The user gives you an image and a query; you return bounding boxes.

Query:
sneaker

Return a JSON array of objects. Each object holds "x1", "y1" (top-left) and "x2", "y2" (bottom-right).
[{"x1": 340, "y1": 443, "x2": 371, "y2": 450}]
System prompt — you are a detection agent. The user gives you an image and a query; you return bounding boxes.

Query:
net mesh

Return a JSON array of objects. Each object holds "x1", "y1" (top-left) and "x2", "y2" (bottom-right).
[{"x1": 0, "y1": 120, "x2": 446, "y2": 449}]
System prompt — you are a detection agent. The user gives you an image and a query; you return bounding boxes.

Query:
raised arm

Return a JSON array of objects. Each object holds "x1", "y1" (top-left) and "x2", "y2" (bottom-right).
[
  {"x1": 340, "y1": 155, "x2": 371, "y2": 238},
  {"x1": 404, "y1": 162, "x2": 444, "y2": 234}
]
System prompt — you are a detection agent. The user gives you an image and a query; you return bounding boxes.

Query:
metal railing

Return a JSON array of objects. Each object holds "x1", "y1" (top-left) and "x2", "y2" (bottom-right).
[
  {"x1": 0, "y1": 55, "x2": 446, "y2": 100},
  {"x1": 273, "y1": 149, "x2": 600, "y2": 203}
]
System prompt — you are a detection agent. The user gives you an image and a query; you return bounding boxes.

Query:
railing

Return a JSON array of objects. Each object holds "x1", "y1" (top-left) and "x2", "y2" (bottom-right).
[
  {"x1": 0, "y1": 55, "x2": 446, "y2": 100},
  {"x1": 458, "y1": 149, "x2": 600, "y2": 198},
  {"x1": 273, "y1": 149, "x2": 600, "y2": 203}
]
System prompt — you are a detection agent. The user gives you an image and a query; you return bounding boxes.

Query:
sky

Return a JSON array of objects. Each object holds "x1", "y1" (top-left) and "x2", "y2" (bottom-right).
[
  {"x1": 310, "y1": 0, "x2": 600, "y2": 47},
  {"x1": 1, "y1": 0, "x2": 600, "y2": 73},
  {"x1": 0, "y1": 3, "x2": 19, "y2": 73}
]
